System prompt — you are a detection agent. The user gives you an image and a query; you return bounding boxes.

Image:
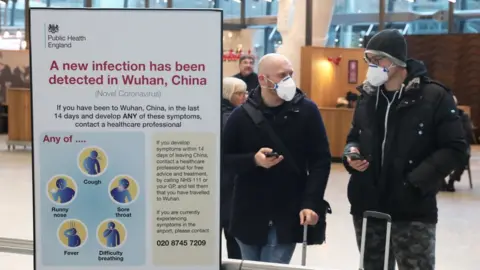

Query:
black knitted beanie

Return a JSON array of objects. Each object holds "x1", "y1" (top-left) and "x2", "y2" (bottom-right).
[{"x1": 366, "y1": 29, "x2": 407, "y2": 67}]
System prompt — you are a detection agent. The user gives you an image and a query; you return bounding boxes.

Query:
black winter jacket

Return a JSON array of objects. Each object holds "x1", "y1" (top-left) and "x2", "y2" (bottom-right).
[
  {"x1": 223, "y1": 87, "x2": 331, "y2": 245},
  {"x1": 343, "y1": 59, "x2": 468, "y2": 223},
  {"x1": 233, "y1": 72, "x2": 259, "y2": 93},
  {"x1": 221, "y1": 99, "x2": 236, "y2": 223}
]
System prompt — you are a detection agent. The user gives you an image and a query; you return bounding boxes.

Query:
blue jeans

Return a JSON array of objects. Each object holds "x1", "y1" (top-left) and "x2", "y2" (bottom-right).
[{"x1": 235, "y1": 226, "x2": 296, "y2": 264}]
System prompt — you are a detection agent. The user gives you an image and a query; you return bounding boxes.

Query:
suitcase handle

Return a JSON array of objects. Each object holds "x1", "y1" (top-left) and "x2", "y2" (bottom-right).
[
  {"x1": 363, "y1": 211, "x2": 392, "y2": 222},
  {"x1": 301, "y1": 224, "x2": 308, "y2": 266},
  {"x1": 359, "y1": 211, "x2": 392, "y2": 270}
]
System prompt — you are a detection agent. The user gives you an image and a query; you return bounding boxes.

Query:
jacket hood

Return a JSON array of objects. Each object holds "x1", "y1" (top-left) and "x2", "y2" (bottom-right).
[
  {"x1": 405, "y1": 58, "x2": 428, "y2": 80},
  {"x1": 246, "y1": 86, "x2": 305, "y2": 108},
  {"x1": 358, "y1": 59, "x2": 428, "y2": 96}
]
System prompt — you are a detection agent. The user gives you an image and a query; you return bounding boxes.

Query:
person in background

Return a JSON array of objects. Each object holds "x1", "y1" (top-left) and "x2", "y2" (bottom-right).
[
  {"x1": 343, "y1": 29, "x2": 467, "y2": 270},
  {"x1": 442, "y1": 95, "x2": 474, "y2": 192},
  {"x1": 223, "y1": 53, "x2": 331, "y2": 264},
  {"x1": 233, "y1": 55, "x2": 259, "y2": 93},
  {"x1": 222, "y1": 77, "x2": 248, "y2": 125},
  {"x1": 220, "y1": 77, "x2": 247, "y2": 259}
]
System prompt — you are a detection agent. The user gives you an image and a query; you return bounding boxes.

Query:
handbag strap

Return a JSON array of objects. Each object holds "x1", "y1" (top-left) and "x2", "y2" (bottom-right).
[{"x1": 243, "y1": 102, "x2": 302, "y2": 176}]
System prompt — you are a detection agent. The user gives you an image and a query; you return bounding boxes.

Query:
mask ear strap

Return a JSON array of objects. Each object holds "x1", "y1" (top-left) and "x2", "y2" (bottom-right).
[{"x1": 264, "y1": 77, "x2": 277, "y2": 90}]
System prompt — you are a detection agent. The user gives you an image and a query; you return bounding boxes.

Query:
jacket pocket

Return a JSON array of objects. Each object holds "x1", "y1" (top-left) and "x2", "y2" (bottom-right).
[
  {"x1": 392, "y1": 182, "x2": 417, "y2": 210},
  {"x1": 391, "y1": 159, "x2": 416, "y2": 210},
  {"x1": 390, "y1": 177, "x2": 437, "y2": 218}
]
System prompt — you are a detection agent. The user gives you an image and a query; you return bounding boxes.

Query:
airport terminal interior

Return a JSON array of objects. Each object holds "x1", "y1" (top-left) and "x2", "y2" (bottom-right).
[{"x1": 1, "y1": 0, "x2": 480, "y2": 269}]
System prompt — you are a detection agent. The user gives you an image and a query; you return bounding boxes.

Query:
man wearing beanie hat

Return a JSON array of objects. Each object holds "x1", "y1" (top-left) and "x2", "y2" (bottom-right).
[{"x1": 342, "y1": 29, "x2": 468, "y2": 270}]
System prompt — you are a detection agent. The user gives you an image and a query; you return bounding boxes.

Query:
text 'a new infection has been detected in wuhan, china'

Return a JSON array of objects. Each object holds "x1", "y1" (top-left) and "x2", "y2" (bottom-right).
[
  {"x1": 30, "y1": 8, "x2": 222, "y2": 270},
  {"x1": 48, "y1": 60, "x2": 208, "y2": 88}
]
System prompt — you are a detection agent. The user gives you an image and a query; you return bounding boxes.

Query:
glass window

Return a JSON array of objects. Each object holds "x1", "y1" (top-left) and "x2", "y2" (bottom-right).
[
  {"x1": 333, "y1": 0, "x2": 451, "y2": 14},
  {"x1": 328, "y1": 24, "x2": 369, "y2": 48},
  {"x1": 334, "y1": 0, "x2": 379, "y2": 14},
  {"x1": 218, "y1": 0, "x2": 278, "y2": 18},
  {"x1": 218, "y1": 0, "x2": 240, "y2": 19},
  {"x1": 50, "y1": 0, "x2": 85, "y2": 8},
  {"x1": 387, "y1": 0, "x2": 410, "y2": 12},
  {"x1": 326, "y1": 25, "x2": 340, "y2": 47},
  {"x1": 150, "y1": 0, "x2": 167, "y2": 8},
  {"x1": 335, "y1": 0, "x2": 452, "y2": 13},
  {"x1": 1, "y1": 2, "x2": 22, "y2": 28},
  {"x1": 245, "y1": 0, "x2": 267, "y2": 17},
  {"x1": 92, "y1": 0, "x2": 124, "y2": 8},
  {"x1": 93, "y1": 0, "x2": 147, "y2": 8},
  {"x1": 248, "y1": 28, "x2": 268, "y2": 69},
  {"x1": 385, "y1": 0, "x2": 480, "y2": 13},
  {"x1": 407, "y1": 20, "x2": 447, "y2": 35},
  {"x1": 126, "y1": 0, "x2": 147, "y2": 8},
  {"x1": 172, "y1": 0, "x2": 214, "y2": 8},
  {"x1": 466, "y1": 0, "x2": 480, "y2": 10},
  {"x1": 333, "y1": 0, "x2": 349, "y2": 13},
  {"x1": 462, "y1": 19, "x2": 480, "y2": 33},
  {"x1": 264, "y1": 27, "x2": 282, "y2": 54},
  {"x1": 407, "y1": 0, "x2": 448, "y2": 12},
  {"x1": 0, "y1": 0, "x2": 50, "y2": 29},
  {"x1": 330, "y1": 0, "x2": 477, "y2": 40},
  {"x1": 455, "y1": 1, "x2": 480, "y2": 33},
  {"x1": 332, "y1": 0, "x2": 480, "y2": 14},
  {"x1": 270, "y1": 0, "x2": 278, "y2": 16}
]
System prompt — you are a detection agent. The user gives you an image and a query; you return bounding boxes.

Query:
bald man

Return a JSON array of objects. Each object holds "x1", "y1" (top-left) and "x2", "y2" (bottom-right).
[{"x1": 223, "y1": 53, "x2": 331, "y2": 264}]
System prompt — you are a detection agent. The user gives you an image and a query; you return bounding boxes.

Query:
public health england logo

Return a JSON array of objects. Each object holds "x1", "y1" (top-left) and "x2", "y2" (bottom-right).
[{"x1": 48, "y1": 24, "x2": 59, "y2": 34}]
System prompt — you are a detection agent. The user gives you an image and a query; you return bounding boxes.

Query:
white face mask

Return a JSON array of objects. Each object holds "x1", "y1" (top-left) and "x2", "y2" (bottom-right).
[
  {"x1": 270, "y1": 76, "x2": 296, "y2": 101},
  {"x1": 366, "y1": 64, "x2": 389, "y2": 86}
]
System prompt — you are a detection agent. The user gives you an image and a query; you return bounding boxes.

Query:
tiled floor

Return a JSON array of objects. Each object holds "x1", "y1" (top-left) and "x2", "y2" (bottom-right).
[{"x1": 0, "y1": 134, "x2": 479, "y2": 270}]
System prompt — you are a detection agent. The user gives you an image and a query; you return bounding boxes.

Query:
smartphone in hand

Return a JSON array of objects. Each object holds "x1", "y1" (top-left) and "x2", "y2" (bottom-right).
[
  {"x1": 265, "y1": 152, "x2": 280, "y2": 158},
  {"x1": 346, "y1": 152, "x2": 365, "y2": 161}
]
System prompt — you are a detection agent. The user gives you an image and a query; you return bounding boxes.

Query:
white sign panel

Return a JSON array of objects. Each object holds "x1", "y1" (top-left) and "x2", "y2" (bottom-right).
[{"x1": 30, "y1": 8, "x2": 222, "y2": 270}]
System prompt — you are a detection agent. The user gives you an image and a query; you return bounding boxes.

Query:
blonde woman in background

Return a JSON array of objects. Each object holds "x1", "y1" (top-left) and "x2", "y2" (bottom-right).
[
  {"x1": 221, "y1": 77, "x2": 247, "y2": 259},
  {"x1": 223, "y1": 77, "x2": 248, "y2": 113}
]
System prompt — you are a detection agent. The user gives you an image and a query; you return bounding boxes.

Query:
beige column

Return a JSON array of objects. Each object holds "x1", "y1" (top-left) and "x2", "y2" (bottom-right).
[{"x1": 276, "y1": 0, "x2": 335, "y2": 85}]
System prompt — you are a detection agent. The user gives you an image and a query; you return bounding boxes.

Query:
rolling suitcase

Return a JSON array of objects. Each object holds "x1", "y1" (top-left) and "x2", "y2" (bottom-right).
[{"x1": 359, "y1": 211, "x2": 392, "y2": 270}]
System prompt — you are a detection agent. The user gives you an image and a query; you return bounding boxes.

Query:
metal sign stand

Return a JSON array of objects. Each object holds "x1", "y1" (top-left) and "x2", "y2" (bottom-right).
[
  {"x1": 0, "y1": 239, "x2": 338, "y2": 270},
  {"x1": 0, "y1": 237, "x2": 34, "y2": 256}
]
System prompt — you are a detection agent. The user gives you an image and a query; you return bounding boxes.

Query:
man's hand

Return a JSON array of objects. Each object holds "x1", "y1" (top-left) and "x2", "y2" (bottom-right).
[
  {"x1": 346, "y1": 147, "x2": 369, "y2": 172},
  {"x1": 254, "y1": 147, "x2": 284, "y2": 169},
  {"x1": 299, "y1": 209, "x2": 319, "y2": 225}
]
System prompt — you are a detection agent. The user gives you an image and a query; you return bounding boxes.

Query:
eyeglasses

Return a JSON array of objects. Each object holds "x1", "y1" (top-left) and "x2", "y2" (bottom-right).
[
  {"x1": 364, "y1": 55, "x2": 386, "y2": 66},
  {"x1": 234, "y1": 91, "x2": 247, "y2": 96}
]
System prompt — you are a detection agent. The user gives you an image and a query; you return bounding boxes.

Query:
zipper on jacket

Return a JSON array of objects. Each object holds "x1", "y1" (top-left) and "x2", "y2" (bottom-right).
[{"x1": 380, "y1": 90, "x2": 399, "y2": 166}]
